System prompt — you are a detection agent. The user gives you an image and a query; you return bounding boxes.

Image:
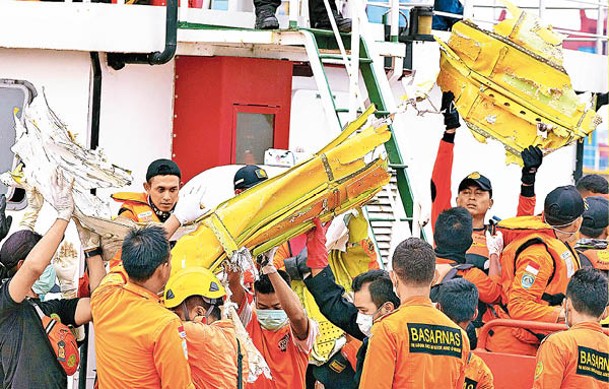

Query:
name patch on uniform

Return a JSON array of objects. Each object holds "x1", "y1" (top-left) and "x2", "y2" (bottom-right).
[
  {"x1": 407, "y1": 323, "x2": 463, "y2": 358},
  {"x1": 137, "y1": 210, "x2": 154, "y2": 221},
  {"x1": 464, "y1": 377, "x2": 478, "y2": 389},
  {"x1": 576, "y1": 346, "x2": 608, "y2": 382}
]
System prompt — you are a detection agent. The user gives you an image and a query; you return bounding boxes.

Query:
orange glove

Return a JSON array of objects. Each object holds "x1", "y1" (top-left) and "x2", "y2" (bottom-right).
[{"x1": 306, "y1": 218, "x2": 328, "y2": 269}]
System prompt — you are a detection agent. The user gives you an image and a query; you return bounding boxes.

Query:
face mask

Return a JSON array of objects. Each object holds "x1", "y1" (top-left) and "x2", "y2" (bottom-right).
[
  {"x1": 32, "y1": 265, "x2": 57, "y2": 298},
  {"x1": 356, "y1": 312, "x2": 374, "y2": 337},
  {"x1": 256, "y1": 309, "x2": 288, "y2": 331}
]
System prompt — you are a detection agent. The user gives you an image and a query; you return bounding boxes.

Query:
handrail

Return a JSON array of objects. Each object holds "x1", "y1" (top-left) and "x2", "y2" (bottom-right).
[{"x1": 476, "y1": 319, "x2": 609, "y2": 350}]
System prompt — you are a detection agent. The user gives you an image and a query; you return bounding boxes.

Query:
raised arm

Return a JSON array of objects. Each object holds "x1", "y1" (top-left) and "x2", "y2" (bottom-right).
[
  {"x1": 9, "y1": 173, "x2": 73, "y2": 303},
  {"x1": 517, "y1": 146, "x2": 543, "y2": 216}
]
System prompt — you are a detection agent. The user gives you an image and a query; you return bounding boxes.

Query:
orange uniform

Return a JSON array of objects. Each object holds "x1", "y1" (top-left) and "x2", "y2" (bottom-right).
[
  {"x1": 436, "y1": 257, "x2": 502, "y2": 304},
  {"x1": 185, "y1": 317, "x2": 248, "y2": 389},
  {"x1": 90, "y1": 269, "x2": 194, "y2": 389},
  {"x1": 109, "y1": 192, "x2": 161, "y2": 268},
  {"x1": 487, "y1": 232, "x2": 580, "y2": 355},
  {"x1": 244, "y1": 309, "x2": 315, "y2": 389},
  {"x1": 360, "y1": 296, "x2": 470, "y2": 388},
  {"x1": 578, "y1": 248, "x2": 609, "y2": 271},
  {"x1": 533, "y1": 322, "x2": 609, "y2": 388},
  {"x1": 464, "y1": 352, "x2": 494, "y2": 389}
]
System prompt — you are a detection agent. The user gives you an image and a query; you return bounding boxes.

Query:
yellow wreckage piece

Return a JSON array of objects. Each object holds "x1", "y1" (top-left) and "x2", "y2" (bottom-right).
[
  {"x1": 436, "y1": 0, "x2": 601, "y2": 165},
  {"x1": 171, "y1": 105, "x2": 391, "y2": 273}
]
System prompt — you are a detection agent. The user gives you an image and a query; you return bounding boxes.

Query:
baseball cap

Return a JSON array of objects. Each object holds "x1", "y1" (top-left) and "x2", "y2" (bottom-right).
[
  {"x1": 543, "y1": 185, "x2": 585, "y2": 227},
  {"x1": 0, "y1": 230, "x2": 42, "y2": 270},
  {"x1": 581, "y1": 196, "x2": 609, "y2": 234},
  {"x1": 146, "y1": 159, "x2": 181, "y2": 182},
  {"x1": 234, "y1": 165, "x2": 268, "y2": 190},
  {"x1": 458, "y1": 172, "x2": 493, "y2": 197}
]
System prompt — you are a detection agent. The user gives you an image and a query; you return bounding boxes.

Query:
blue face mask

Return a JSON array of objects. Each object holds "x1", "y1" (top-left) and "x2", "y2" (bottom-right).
[
  {"x1": 256, "y1": 309, "x2": 288, "y2": 331},
  {"x1": 32, "y1": 265, "x2": 57, "y2": 298}
]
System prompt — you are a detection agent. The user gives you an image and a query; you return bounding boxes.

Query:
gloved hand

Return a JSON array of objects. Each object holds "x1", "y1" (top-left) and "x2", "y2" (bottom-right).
[
  {"x1": 20, "y1": 187, "x2": 44, "y2": 231},
  {"x1": 53, "y1": 241, "x2": 79, "y2": 299},
  {"x1": 521, "y1": 146, "x2": 543, "y2": 185},
  {"x1": 0, "y1": 194, "x2": 12, "y2": 242},
  {"x1": 49, "y1": 171, "x2": 74, "y2": 221},
  {"x1": 74, "y1": 218, "x2": 101, "y2": 253},
  {"x1": 257, "y1": 247, "x2": 278, "y2": 275},
  {"x1": 284, "y1": 248, "x2": 310, "y2": 281},
  {"x1": 173, "y1": 186, "x2": 209, "y2": 225},
  {"x1": 441, "y1": 91, "x2": 461, "y2": 130},
  {"x1": 485, "y1": 230, "x2": 504, "y2": 257},
  {"x1": 306, "y1": 218, "x2": 329, "y2": 269}
]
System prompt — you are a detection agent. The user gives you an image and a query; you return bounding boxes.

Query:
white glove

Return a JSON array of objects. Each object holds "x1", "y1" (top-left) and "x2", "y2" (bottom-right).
[
  {"x1": 20, "y1": 187, "x2": 44, "y2": 231},
  {"x1": 49, "y1": 171, "x2": 74, "y2": 221},
  {"x1": 485, "y1": 230, "x2": 504, "y2": 257},
  {"x1": 173, "y1": 186, "x2": 209, "y2": 225},
  {"x1": 53, "y1": 241, "x2": 79, "y2": 298},
  {"x1": 73, "y1": 218, "x2": 101, "y2": 252}
]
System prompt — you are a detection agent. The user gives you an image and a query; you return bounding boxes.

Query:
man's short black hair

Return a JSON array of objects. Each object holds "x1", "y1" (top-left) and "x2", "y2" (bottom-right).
[
  {"x1": 434, "y1": 207, "x2": 474, "y2": 255},
  {"x1": 437, "y1": 278, "x2": 479, "y2": 323},
  {"x1": 576, "y1": 174, "x2": 609, "y2": 195},
  {"x1": 392, "y1": 237, "x2": 436, "y2": 286},
  {"x1": 183, "y1": 295, "x2": 221, "y2": 321},
  {"x1": 122, "y1": 225, "x2": 170, "y2": 282},
  {"x1": 0, "y1": 230, "x2": 42, "y2": 278},
  {"x1": 352, "y1": 269, "x2": 400, "y2": 309},
  {"x1": 254, "y1": 269, "x2": 291, "y2": 295},
  {"x1": 566, "y1": 267, "x2": 608, "y2": 318}
]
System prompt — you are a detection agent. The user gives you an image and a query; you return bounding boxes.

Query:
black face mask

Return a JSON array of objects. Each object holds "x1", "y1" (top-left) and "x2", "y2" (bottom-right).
[{"x1": 148, "y1": 197, "x2": 173, "y2": 223}]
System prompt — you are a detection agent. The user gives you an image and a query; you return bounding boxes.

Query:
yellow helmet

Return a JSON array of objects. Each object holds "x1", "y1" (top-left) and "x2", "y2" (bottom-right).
[{"x1": 164, "y1": 267, "x2": 226, "y2": 309}]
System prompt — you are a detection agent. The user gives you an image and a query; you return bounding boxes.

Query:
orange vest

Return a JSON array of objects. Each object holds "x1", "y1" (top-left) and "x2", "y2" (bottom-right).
[
  {"x1": 578, "y1": 248, "x2": 609, "y2": 271},
  {"x1": 499, "y1": 232, "x2": 580, "y2": 307},
  {"x1": 496, "y1": 215, "x2": 554, "y2": 248},
  {"x1": 109, "y1": 193, "x2": 161, "y2": 268},
  {"x1": 111, "y1": 192, "x2": 161, "y2": 223}
]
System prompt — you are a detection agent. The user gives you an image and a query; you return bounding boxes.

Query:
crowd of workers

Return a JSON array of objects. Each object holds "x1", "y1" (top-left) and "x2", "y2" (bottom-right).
[{"x1": 0, "y1": 91, "x2": 608, "y2": 389}]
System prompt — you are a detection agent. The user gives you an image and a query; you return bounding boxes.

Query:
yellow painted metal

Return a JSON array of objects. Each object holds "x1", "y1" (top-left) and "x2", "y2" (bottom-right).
[
  {"x1": 436, "y1": 1, "x2": 601, "y2": 165},
  {"x1": 171, "y1": 106, "x2": 391, "y2": 273}
]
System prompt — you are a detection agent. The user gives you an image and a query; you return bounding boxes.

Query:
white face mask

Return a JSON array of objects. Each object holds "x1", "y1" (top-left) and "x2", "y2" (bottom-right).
[
  {"x1": 356, "y1": 312, "x2": 374, "y2": 337},
  {"x1": 256, "y1": 309, "x2": 289, "y2": 331}
]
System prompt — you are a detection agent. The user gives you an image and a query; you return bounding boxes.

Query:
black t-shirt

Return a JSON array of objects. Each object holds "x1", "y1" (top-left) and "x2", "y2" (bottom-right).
[{"x1": 0, "y1": 278, "x2": 80, "y2": 388}]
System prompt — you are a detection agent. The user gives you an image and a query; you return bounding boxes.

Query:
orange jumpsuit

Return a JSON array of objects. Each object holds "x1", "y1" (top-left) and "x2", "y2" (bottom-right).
[
  {"x1": 184, "y1": 318, "x2": 248, "y2": 389},
  {"x1": 244, "y1": 308, "x2": 315, "y2": 389},
  {"x1": 436, "y1": 257, "x2": 502, "y2": 304},
  {"x1": 464, "y1": 352, "x2": 494, "y2": 389},
  {"x1": 360, "y1": 296, "x2": 470, "y2": 388},
  {"x1": 486, "y1": 232, "x2": 580, "y2": 355},
  {"x1": 90, "y1": 270, "x2": 194, "y2": 389},
  {"x1": 533, "y1": 321, "x2": 609, "y2": 388}
]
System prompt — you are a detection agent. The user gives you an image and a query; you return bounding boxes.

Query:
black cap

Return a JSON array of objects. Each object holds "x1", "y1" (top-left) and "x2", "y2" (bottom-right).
[
  {"x1": 146, "y1": 159, "x2": 181, "y2": 182},
  {"x1": 0, "y1": 230, "x2": 42, "y2": 270},
  {"x1": 458, "y1": 172, "x2": 493, "y2": 197},
  {"x1": 233, "y1": 165, "x2": 268, "y2": 190},
  {"x1": 581, "y1": 196, "x2": 609, "y2": 234},
  {"x1": 543, "y1": 185, "x2": 585, "y2": 227}
]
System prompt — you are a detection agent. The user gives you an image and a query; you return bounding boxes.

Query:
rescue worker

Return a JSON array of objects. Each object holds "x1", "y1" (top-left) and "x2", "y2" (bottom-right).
[
  {"x1": 431, "y1": 91, "x2": 543, "y2": 269},
  {"x1": 228, "y1": 252, "x2": 319, "y2": 389},
  {"x1": 164, "y1": 267, "x2": 247, "y2": 389},
  {"x1": 487, "y1": 185, "x2": 584, "y2": 355},
  {"x1": 360, "y1": 237, "x2": 470, "y2": 388},
  {"x1": 0, "y1": 172, "x2": 105, "y2": 388},
  {"x1": 576, "y1": 196, "x2": 608, "y2": 273},
  {"x1": 91, "y1": 225, "x2": 194, "y2": 389},
  {"x1": 576, "y1": 174, "x2": 608, "y2": 199},
  {"x1": 436, "y1": 279, "x2": 495, "y2": 389},
  {"x1": 533, "y1": 268, "x2": 608, "y2": 388},
  {"x1": 109, "y1": 159, "x2": 207, "y2": 267},
  {"x1": 298, "y1": 219, "x2": 399, "y2": 387},
  {"x1": 432, "y1": 207, "x2": 503, "y2": 335}
]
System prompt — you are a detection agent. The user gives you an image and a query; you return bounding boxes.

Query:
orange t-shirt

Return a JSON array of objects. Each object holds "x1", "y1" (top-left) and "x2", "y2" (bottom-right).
[
  {"x1": 244, "y1": 309, "x2": 314, "y2": 389},
  {"x1": 360, "y1": 296, "x2": 470, "y2": 388},
  {"x1": 464, "y1": 352, "x2": 494, "y2": 389},
  {"x1": 90, "y1": 270, "x2": 194, "y2": 389},
  {"x1": 185, "y1": 318, "x2": 248, "y2": 389},
  {"x1": 533, "y1": 321, "x2": 609, "y2": 388}
]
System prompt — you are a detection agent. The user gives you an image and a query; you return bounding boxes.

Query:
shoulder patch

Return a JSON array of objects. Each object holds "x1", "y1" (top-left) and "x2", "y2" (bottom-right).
[
  {"x1": 525, "y1": 261, "x2": 540, "y2": 276},
  {"x1": 521, "y1": 273, "x2": 536, "y2": 289},
  {"x1": 534, "y1": 361, "x2": 543, "y2": 380}
]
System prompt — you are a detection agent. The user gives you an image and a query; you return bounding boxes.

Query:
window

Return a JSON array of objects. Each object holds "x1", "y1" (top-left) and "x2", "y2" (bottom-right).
[{"x1": 232, "y1": 105, "x2": 278, "y2": 165}]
